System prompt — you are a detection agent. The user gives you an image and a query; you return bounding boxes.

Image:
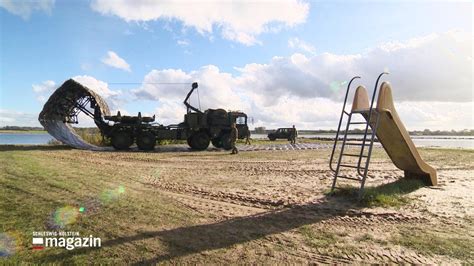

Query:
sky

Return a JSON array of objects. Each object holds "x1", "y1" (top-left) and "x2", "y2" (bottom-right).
[{"x1": 0, "y1": 0, "x2": 472, "y2": 130}]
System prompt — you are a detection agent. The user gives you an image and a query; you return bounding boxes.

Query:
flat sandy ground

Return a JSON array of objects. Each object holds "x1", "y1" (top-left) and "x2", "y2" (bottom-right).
[{"x1": 0, "y1": 143, "x2": 473, "y2": 264}]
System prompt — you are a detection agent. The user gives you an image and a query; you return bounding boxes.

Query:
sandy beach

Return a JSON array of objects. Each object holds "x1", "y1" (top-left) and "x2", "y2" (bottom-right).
[{"x1": 1, "y1": 143, "x2": 472, "y2": 263}]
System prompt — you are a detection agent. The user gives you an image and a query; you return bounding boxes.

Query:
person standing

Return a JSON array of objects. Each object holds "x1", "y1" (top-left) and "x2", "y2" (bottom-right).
[
  {"x1": 245, "y1": 129, "x2": 251, "y2": 145},
  {"x1": 290, "y1": 125, "x2": 297, "y2": 144},
  {"x1": 230, "y1": 123, "x2": 239, "y2": 154}
]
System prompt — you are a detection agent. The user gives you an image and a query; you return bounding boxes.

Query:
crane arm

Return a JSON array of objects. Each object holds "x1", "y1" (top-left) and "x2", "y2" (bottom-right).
[{"x1": 183, "y1": 82, "x2": 202, "y2": 114}]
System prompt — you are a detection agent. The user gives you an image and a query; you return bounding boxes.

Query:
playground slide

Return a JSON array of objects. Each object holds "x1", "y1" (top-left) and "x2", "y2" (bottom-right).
[{"x1": 352, "y1": 82, "x2": 437, "y2": 185}]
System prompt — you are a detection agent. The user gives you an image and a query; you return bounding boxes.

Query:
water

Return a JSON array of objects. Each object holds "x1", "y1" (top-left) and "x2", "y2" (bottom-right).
[
  {"x1": 251, "y1": 134, "x2": 473, "y2": 149},
  {"x1": 0, "y1": 133, "x2": 55, "y2": 145},
  {"x1": 408, "y1": 135, "x2": 474, "y2": 149},
  {"x1": 0, "y1": 132, "x2": 472, "y2": 149}
]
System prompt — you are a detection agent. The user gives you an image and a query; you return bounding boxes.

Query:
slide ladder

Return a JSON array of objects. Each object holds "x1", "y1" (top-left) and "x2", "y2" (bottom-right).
[{"x1": 329, "y1": 72, "x2": 389, "y2": 197}]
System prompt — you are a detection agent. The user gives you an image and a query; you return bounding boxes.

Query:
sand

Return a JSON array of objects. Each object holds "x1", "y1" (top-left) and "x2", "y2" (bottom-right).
[{"x1": 2, "y1": 144, "x2": 472, "y2": 263}]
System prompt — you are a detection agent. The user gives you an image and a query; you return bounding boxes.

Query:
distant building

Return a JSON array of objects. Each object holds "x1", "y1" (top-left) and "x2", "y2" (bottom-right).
[{"x1": 254, "y1": 127, "x2": 266, "y2": 134}]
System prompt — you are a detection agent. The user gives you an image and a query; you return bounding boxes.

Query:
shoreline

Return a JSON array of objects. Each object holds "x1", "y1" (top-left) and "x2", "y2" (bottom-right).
[
  {"x1": 0, "y1": 130, "x2": 47, "y2": 134},
  {"x1": 0, "y1": 143, "x2": 472, "y2": 151},
  {"x1": 1, "y1": 133, "x2": 472, "y2": 149}
]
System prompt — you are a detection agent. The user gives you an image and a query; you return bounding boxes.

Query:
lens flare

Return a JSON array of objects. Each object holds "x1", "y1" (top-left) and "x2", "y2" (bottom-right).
[
  {"x1": 0, "y1": 232, "x2": 18, "y2": 257},
  {"x1": 77, "y1": 197, "x2": 102, "y2": 215},
  {"x1": 53, "y1": 206, "x2": 79, "y2": 228},
  {"x1": 329, "y1": 80, "x2": 348, "y2": 92},
  {"x1": 100, "y1": 185, "x2": 126, "y2": 204},
  {"x1": 47, "y1": 187, "x2": 126, "y2": 229}
]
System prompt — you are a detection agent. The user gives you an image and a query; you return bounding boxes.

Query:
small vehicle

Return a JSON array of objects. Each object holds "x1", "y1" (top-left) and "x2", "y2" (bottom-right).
[{"x1": 267, "y1": 128, "x2": 295, "y2": 141}]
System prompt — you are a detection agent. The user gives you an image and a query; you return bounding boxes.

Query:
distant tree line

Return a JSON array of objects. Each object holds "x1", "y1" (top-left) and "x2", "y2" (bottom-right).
[
  {"x1": 251, "y1": 128, "x2": 474, "y2": 136},
  {"x1": 0, "y1": 126, "x2": 45, "y2": 131},
  {"x1": 410, "y1": 129, "x2": 474, "y2": 136}
]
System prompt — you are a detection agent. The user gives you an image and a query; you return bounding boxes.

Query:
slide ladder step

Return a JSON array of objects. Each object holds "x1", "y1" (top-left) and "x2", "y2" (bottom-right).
[
  {"x1": 344, "y1": 131, "x2": 373, "y2": 135},
  {"x1": 336, "y1": 175, "x2": 362, "y2": 181},
  {"x1": 339, "y1": 164, "x2": 362, "y2": 169},
  {"x1": 342, "y1": 153, "x2": 368, "y2": 158},
  {"x1": 351, "y1": 110, "x2": 370, "y2": 114},
  {"x1": 345, "y1": 142, "x2": 368, "y2": 146}
]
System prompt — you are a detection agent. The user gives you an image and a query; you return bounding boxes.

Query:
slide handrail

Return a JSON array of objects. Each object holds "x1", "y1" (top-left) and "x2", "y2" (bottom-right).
[
  {"x1": 356, "y1": 72, "x2": 389, "y2": 174},
  {"x1": 329, "y1": 76, "x2": 360, "y2": 172}
]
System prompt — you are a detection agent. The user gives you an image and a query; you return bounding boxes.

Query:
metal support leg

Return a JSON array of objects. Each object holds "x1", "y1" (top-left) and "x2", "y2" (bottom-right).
[
  {"x1": 331, "y1": 114, "x2": 353, "y2": 192},
  {"x1": 358, "y1": 112, "x2": 381, "y2": 198}
]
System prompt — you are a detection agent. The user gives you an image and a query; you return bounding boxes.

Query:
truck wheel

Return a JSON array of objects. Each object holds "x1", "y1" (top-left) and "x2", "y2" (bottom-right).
[
  {"x1": 211, "y1": 138, "x2": 223, "y2": 148},
  {"x1": 111, "y1": 131, "x2": 133, "y2": 150},
  {"x1": 187, "y1": 136, "x2": 193, "y2": 147},
  {"x1": 137, "y1": 132, "x2": 156, "y2": 151},
  {"x1": 269, "y1": 137, "x2": 276, "y2": 141},
  {"x1": 221, "y1": 133, "x2": 232, "y2": 150},
  {"x1": 190, "y1": 132, "x2": 210, "y2": 150}
]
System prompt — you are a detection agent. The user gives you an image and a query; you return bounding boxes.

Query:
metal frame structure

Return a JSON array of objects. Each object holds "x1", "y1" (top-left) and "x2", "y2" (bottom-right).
[
  {"x1": 329, "y1": 72, "x2": 389, "y2": 198},
  {"x1": 65, "y1": 96, "x2": 96, "y2": 124}
]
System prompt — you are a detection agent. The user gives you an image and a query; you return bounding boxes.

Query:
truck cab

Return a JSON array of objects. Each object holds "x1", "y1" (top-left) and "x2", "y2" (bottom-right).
[
  {"x1": 202, "y1": 110, "x2": 249, "y2": 150},
  {"x1": 230, "y1": 112, "x2": 249, "y2": 139}
]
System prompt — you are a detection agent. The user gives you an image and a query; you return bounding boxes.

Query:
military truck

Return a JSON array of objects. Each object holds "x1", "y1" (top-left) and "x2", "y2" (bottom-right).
[
  {"x1": 92, "y1": 82, "x2": 249, "y2": 151},
  {"x1": 267, "y1": 128, "x2": 295, "y2": 141}
]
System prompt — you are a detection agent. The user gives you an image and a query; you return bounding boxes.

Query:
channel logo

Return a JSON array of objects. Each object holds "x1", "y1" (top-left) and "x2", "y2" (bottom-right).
[
  {"x1": 32, "y1": 237, "x2": 44, "y2": 250},
  {"x1": 32, "y1": 232, "x2": 101, "y2": 251}
]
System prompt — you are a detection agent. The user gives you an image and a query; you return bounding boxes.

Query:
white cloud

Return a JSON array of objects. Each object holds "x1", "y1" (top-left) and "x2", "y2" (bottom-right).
[
  {"x1": 36, "y1": 95, "x2": 47, "y2": 103},
  {"x1": 0, "y1": 109, "x2": 41, "y2": 127},
  {"x1": 0, "y1": 0, "x2": 54, "y2": 20},
  {"x1": 90, "y1": 0, "x2": 309, "y2": 45},
  {"x1": 238, "y1": 30, "x2": 472, "y2": 103},
  {"x1": 177, "y1": 39, "x2": 189, "y2": 47},
  {"x1": 132, "y1": 30, "x2": 473, "y2": 130},
  {"x1": 133, "y1": 65, "x2": 245, "y2": 125},
  {"x1": 154, "y1": 101, "x2": 187, "y2": 126},
  {"x1": 30, "y1": 76, "x2": 128, "y2": 121},
  {"x1": 81, "y1": 62, "x2": 92, "y2": 71},
  {"x1": 72, "y1": 75, "x2": 123, "y2": 111},
  {"x1": 72, "y1": 75, "x2": 117, "y2": 98},
  {"x1": 288, "y1": 37, "x2": 315, "y2": 54},
  {"x1": 396, "y1": 101, "x2": 473, "y2": 130},
  {"x1": 32, "y1": 80, "x2": 56, "y2": 103},
  {"x1": 31, "y1": 76, "x2": 126, "y2": 119},
  {"x1": 25, "y1": 31, "x2": 472, "y2": 130},
  {"x1": 101, "y1": 51, "x2": 131, "y2": 72},
  {"x1": 32, "y1": 80, "x2": 56, "y2": 93}
]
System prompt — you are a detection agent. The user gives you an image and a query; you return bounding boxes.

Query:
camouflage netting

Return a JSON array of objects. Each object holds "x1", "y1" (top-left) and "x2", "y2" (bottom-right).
[{"x1": 38, "y1": 79, "x2": 111, "y2": 150}]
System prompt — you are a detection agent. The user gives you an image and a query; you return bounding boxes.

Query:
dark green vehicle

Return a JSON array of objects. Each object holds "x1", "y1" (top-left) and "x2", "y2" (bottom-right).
[
  {"x1": 267, "y1": 128, "x2": 295, "y2": 141},
  {"x1": 79, "y1": 82, "x2": 249, "y2": 151}
]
